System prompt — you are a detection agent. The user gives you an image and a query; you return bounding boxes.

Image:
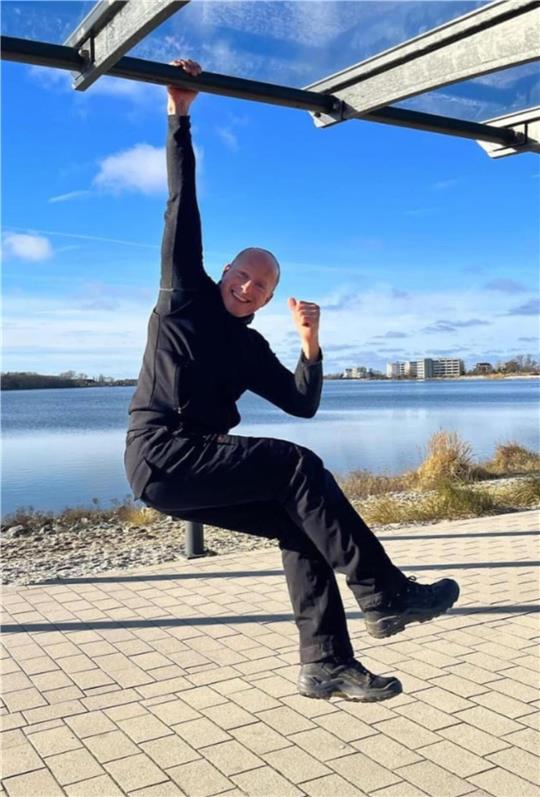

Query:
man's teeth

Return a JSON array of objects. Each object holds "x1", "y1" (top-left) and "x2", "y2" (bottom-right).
[{"x1": 232, "y1": 291, "x2": 249, "y2": 303}]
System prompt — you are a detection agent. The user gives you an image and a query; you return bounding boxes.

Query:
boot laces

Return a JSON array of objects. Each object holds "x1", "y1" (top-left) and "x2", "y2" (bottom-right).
[
  {"x1": 393, "y1": 575, "x2": 432, "y2": 602},
  {"x1": 404, "y1": 575, "x2": 433, "y2": 602},
  {"x1": 343, "y1": 658, "x2": 374, "y2": 682}
]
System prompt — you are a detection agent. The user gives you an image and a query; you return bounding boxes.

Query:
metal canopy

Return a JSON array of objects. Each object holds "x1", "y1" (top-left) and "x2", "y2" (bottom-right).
[
  {"x1": 0, "y1": 35, "x2": 525, "y2": 148},
  {"x1": 1, "y1": 0, "x2": 539, "y2": 158},
  {"x1": 476, "y1": 106, "x2": 540, "y2": 157},
  {"x1": 306, "y1": 0, "x2": 540, "y2": 124},
  {"x1": 64, "y1": 0, "x2": 188, "y2": 90}
]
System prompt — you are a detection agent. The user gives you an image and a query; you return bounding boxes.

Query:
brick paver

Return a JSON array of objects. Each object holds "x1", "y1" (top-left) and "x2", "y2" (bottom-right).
[{"x1": 1, "y1": 509, "x2": 538, "y2": 796}]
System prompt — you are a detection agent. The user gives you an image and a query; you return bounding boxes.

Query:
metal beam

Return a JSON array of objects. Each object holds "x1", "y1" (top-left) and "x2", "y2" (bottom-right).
[
  {"x1": 307, "y1": 0, "x2": 540, "y2": 127},
  {"x1": 0, "y1": 35, "x2": 526, "y2": 149},
  {"x1": 0, "y1": 36, "x2": 339, "y2": 114},
  {"x1": 65, "y1": 0, "x2": 189, "y2": 91},
  {"x1": 354, "y1": 105, "x2": 526, "y2": 146},
  {"x1": 64, "y1": 1, "x2": 127, "y2": 48},
  {"x1": 476, "y1": 105, "x2": 540, "y2": 157}
]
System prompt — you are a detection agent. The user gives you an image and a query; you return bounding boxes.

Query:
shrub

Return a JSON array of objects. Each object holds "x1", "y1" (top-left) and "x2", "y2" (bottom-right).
[
  {"x1": 413, "y1": 431, "x2": 478, "y2": 488},
  {"x1": 491, "y1": 477, "x2": 540, "y2": 508},
  {"x1": 484, "y1": 442, "x2": 540, "y2": 475}
]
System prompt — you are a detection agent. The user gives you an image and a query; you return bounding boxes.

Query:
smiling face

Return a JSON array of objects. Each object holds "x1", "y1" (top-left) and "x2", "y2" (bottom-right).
[{"x1": 219, "y1": 248, "x2": 280, "y2": 318}]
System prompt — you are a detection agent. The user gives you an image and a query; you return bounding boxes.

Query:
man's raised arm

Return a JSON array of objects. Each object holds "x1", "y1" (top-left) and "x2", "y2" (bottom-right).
[{"x1": 159, "y1": 59, "x2": 207, "y2": 297}]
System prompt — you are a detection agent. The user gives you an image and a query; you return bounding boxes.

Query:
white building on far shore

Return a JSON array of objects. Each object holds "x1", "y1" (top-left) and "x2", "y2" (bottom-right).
[
  {"x1": 387, "y1": 358, "x2": 465, "y2": 379},
  {"x1": 343, "y1": 366, "x2": 369, "y2": 379},
  {"x1": 386, "y1": 360, "x2": 417, "y2": 378}
]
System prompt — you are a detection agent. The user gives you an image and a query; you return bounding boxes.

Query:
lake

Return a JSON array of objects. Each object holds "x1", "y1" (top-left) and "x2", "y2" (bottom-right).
[{"x1": 2, "y1": 378, "x2": 538, "y2": 516}]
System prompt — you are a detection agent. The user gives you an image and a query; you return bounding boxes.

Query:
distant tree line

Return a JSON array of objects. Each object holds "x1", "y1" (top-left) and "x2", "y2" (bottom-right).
[
  {"x1": 469, "y1": 354, "x2": 539, "y2": 375},
  {"x1": 493, "y1": 355, "x2": 539, "y2": 374},
  {"x1": 1, "y1": 371, "x2": 137, "y2": 391}
]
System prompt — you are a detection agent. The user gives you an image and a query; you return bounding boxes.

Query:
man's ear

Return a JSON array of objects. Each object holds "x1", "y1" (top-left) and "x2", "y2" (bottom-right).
[
  {"x1": 222, "y1": 264, "x2": 231, "y2": 276},
  {"x1": 263, "y1": 293, "x2": 274, "y2": 307}
]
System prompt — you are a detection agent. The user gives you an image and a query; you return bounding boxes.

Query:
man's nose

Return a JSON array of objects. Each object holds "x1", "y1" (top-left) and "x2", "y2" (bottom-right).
[{"x1": 241, "y1": 280, "x2": 253, "y2": 293}]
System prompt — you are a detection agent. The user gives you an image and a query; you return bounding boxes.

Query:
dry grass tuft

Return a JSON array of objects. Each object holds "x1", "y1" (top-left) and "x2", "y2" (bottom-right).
[
  {"x1": 2, "y1": 497, "x2": 158, "y2": 532},
  {"x1": 362, "y1": 480, "x2": 498, "y2": 525},
  {"x1": 483, "y1": 442, "x2": 540, "y2": 475},
  {"x1": 490, "y1": 477, "x2": 540, "y2": 507},
  {"x1": 339, "y1": 469, "x2": 415, "y2": 499},
  {"x1": 413, "y1": 431, "x2": 480, "y2": 488},
  {"x1": 116, "y1": 504, "x2": 159, "y2": 525}
]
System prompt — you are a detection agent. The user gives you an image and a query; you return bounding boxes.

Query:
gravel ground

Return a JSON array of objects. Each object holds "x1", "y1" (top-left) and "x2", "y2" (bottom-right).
[{"x1": 1, "y1": 476, "x2": 536, "y2": 587}]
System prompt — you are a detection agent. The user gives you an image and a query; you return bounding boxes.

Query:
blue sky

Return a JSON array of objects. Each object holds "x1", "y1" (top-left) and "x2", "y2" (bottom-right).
[{"x1": 2, "y1": 0, "x2": 539, "y2": 378}]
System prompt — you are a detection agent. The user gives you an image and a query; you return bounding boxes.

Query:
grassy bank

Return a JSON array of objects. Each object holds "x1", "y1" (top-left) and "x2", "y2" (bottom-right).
[
  {"x1": 339, "y1": 433, "x2": 540, "y2": 525},
  {"x1": 3, "y1": 434, "x2": 540, "y2": 534}
]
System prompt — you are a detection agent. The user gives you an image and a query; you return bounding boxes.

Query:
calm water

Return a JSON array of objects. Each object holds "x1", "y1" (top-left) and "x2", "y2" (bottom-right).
[{"x1": 2, "y1": 379, "x2": 539, "y2": 516}]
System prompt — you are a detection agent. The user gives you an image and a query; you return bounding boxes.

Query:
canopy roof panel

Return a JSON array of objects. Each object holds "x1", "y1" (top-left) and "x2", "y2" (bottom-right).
[{"x1": 1, "y1": 0, "x2": 538, "y2": 121}]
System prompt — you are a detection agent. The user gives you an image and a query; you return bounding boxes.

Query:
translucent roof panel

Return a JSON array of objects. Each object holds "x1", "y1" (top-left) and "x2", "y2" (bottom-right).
[
  {"x1": 398, "y1": 62, "x2": 540, "y2": 122},
  {"x1": 1, "y1": 1, "x2": 97, "y2": 44},
  {"x1": 2, "y1": 0, "x2": 537, "y2": 120}
]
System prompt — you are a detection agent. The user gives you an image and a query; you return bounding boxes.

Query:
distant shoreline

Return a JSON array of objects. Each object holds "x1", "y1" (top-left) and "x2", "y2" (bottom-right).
[
  {"x1": 2, "y1": 374, "x2": 539, "y2": 391},
  {"x1": 1, "y1": 380, "x2": 137, "y2": 392},
  {"x1": 324, "y1": 374, "x2": 540, "y2": 382}
]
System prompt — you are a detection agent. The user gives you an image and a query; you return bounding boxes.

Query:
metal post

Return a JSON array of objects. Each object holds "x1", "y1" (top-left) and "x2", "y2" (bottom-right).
[{"x1": 185, "y1": 521, "x2": 205, "y2": 558}]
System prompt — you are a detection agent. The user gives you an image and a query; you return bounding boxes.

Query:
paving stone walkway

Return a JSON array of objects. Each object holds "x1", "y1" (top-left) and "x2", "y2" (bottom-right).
[{"x1": 1, "y1": 509, "x2": 539, "y2": 797}]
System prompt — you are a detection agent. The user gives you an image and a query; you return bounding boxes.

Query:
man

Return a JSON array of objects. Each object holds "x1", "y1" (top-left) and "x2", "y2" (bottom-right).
[{"x1": 125, "y1": 59, "x2": 459, "y2": 703}]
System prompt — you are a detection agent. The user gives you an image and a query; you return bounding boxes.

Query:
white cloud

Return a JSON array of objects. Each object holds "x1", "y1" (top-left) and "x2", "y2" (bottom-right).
[
  {"x1": 252, "y1": 278, "x2": 539, "y2": 372},
  {"x1": 93, "y1": 141, "x2": 203, "y2": 195},
  {"x1": 3, "y1": 276, "x2": 537, "y2": 377},
  {"x1": 93, "y1": 144, "x2": 166, "y2": 195},
  {"x1": 8, "y1": 226, "x2": 159, "y2": 250},
  {"x1": 433, "y1": 179, "x2": 458, "y2": 190},
  {"x1": 199, "y1": 1, "x2": 361, "y2": 48},
  {"x1": 49, "y1": 190, "x2": 92, "y2": 204},
  {"x1": 216, "y1": 126, "x2": 239, "y2": 151},
  {"x1": 27, "y1": 65, "x2": 71, "y2": 92},
  {"x1": 2, "y1": 233, "x2": 53, "y2": 262},
  {"x1": 88, "y1": 76, "x2": 160, "y2": 101},
  {"x1": 2, "y1": 291, "x2": 153, "y2": 377}
]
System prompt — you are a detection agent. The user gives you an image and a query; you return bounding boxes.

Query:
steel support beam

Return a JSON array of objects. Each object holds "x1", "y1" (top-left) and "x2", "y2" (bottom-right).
[
  {"x1": 65, "y1": 0, "x2": 189, "y2": 90},
  {"x1": 307, "y1": 0, "x2": 540, "y2": 127},
  {"x1": 0, "y1": 35, "x2": 340, "y2": 114},
  {"x1": 0, "y1": 35, "x2": 526, "y2": 148},
  {"x1": 477, "y1": 105, "x2": 540, "y2": 157},
  {"x1": 354, "y1": 105, "x2": 526, "y2": 146}
]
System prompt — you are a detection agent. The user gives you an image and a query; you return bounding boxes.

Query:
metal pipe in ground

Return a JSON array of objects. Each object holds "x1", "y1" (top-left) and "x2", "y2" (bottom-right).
[{"x1": 185, "y1": 521, "x2": 205, "y2": 558}]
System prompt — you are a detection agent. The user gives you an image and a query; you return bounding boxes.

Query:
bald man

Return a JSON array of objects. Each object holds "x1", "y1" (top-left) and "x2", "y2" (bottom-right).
[{"x1": 125, "y1": 59, "x2": 459, "y2": 703}]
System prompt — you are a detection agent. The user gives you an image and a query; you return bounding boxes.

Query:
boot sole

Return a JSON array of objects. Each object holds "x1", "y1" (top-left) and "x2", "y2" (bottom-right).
[
  {"x1": 298, "y1": 680, "x2": 402, "y2": 703},
  {"x1": 364, "y1": 584, "x2": 460, "y2": 640}
]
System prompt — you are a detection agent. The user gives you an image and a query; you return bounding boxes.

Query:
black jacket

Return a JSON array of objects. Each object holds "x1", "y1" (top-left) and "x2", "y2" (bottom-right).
[{"x1": 124, "y1": 115, "x2": 323, "y2": 498}]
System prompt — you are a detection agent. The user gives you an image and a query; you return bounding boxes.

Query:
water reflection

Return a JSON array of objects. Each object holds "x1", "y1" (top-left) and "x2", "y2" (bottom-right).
[{"x1": 2, "y1": 396, "x2": 538, "y2": 515}]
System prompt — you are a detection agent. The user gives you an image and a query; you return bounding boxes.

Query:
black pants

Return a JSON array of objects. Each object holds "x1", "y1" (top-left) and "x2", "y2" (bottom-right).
[{"x1": 142, "y1": 432, "x2": 403, "y2": 664}]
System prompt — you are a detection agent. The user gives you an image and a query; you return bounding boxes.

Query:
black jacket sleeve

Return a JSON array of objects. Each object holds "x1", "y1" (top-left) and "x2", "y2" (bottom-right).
[
  {"x1": 159, "y1": 115, "x2": 208, "y2": 296},
  {"x1": 246, "y1": 333, "x2": 323, "y2": 418}
]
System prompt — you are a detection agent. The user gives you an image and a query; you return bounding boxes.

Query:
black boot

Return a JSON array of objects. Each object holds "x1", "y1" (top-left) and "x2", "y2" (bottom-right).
[
  {"x1": 298, "y1": 657, "x2": 402, "y2": 702},
  {"x1": 361, "y1": 575, "x2": 460, "y2": 639}
]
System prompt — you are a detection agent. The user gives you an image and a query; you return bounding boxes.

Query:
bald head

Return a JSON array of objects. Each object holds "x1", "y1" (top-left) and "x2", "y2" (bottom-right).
[
  {"x1": 219, "y1": 247, "x2": 281, "y2": 318},
  {"x1": 231, "y1": 247, "x2": 280, "y2": 288}
]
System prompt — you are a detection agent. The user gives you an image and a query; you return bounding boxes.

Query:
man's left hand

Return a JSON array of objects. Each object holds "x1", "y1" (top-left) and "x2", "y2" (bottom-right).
[{"x1": 288, "y1": 297, "x2": 321, "y2": 362}]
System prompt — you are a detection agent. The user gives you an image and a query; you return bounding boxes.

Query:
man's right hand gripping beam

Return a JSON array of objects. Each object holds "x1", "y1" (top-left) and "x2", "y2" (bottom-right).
[{"x1": 167, "y1": 58, "x2": 202, "y2": 116}]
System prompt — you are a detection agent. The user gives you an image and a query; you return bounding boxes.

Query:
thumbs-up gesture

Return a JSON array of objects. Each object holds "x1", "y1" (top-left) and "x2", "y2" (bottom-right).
[{"x1": 288, "y1": 297, "x2": 321, "y2": 362}]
